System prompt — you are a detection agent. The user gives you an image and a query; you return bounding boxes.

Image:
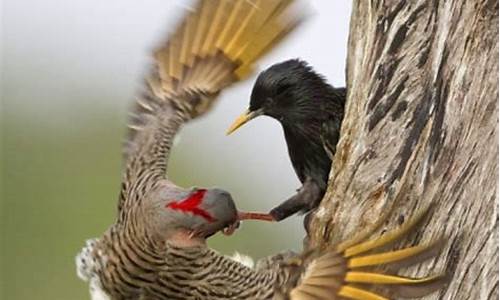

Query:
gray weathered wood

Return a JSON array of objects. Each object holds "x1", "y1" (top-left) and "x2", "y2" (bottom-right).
[{"x1": 308, "y1": 1, "x2": 498, "y2": 299}]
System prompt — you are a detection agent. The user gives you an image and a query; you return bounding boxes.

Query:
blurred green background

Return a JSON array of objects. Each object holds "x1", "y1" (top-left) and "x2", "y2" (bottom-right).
[{"x1": 2, "y1": 0, "x2": 349, "y2": 299}]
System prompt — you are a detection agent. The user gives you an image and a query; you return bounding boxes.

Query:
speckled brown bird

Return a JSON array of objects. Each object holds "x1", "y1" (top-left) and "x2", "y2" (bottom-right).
[{"x1": 76, "y1": 1, "x2": 448, "y2": 299}]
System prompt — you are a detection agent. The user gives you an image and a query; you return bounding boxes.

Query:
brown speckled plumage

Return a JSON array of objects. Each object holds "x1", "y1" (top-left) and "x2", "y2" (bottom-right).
[{"x1": 77, "y1": 1, "x2": 305, "y2": 299}]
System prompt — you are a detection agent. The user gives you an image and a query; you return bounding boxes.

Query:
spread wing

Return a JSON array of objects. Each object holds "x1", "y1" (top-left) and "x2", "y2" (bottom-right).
[
  {"x1": 117, "y1": 0, "x2": 306, "y2": 216},
  {"x1": 277, "y1": 206, "x2": 450, "y2": 300}
]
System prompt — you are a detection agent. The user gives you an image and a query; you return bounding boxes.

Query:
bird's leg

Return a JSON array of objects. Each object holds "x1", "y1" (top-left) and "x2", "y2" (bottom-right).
[
  {"x1": 238, "y1": 211, "x2": 276, "y2": 222},
  {"x1": 234, "y1": 178, "x2": 322, "y2": 224},
  {"x1": 269, "y1": 177, "x2": 323, "y2": 222},
  {"x1": 221, "y1": 212, "x2": 275, "y2": 235}
]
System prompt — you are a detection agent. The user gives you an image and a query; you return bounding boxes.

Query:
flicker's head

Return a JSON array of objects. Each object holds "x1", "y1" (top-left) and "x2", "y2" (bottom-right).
[
  {"x1": 227, "y1": 59, "x2": 331, "y2": 134},
  {"x1": 145, "y1": 181, "x2": 239, "y2": 244}
]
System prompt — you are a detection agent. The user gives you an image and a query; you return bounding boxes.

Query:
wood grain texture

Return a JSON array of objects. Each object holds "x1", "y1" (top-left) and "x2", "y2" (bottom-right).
[{"x1": 308, "y1": 1, "x2": 498, "y2": 299}]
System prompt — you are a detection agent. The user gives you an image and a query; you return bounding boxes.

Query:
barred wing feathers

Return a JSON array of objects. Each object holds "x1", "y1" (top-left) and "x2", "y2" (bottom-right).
[{"x1": 118, "y1": 0, "x2": 305, "y2": 215}]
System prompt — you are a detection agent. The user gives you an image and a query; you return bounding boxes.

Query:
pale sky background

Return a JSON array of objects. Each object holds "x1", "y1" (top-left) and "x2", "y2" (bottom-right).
[{"x1": 2, "y1": 1, "x2": 351, "y2": 298}]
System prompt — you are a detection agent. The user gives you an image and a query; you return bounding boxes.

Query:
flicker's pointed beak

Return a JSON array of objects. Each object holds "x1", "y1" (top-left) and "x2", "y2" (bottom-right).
[{"x1": 226, "y1": 109, "x2": 262, "y2": 135}]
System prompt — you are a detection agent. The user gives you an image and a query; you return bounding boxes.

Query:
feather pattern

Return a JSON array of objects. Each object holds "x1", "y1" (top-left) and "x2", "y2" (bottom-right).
[
  {"x1": 279, "y1": 205, "x2": 449, "y2": 300},
  {"x1": 117, "y1": 0, "x2": 304, "y2": 218},
  {"x1": 77, "y1": 1, "x2": 306, "y2": 299}
]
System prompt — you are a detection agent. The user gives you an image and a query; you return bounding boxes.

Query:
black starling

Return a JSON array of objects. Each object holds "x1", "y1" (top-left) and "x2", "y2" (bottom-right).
[{"x1": 227, "y1": 59, "x2": 346, "y2": 222}]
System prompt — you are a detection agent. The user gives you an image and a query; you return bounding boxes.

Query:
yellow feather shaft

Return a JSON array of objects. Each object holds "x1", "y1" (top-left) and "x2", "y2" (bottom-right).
[
  {"x1": 224, "y1": 0, "x2": 283, "y2": 59},
  {"x1": 337, "y1": 286, "x2": 388, "y2": 300},
  {"x1": 180, "y1": 13, "x2": 197, "y2": 67},
  {"x1": 215, "y1": 0, "x2": 246, "y2": 49},
  {"x1": 191, "y1": 0, "x2": 216, "y2": 55},
  {"x1": 169, "y1": 33, "x2": 183, "y2": 80},
  {"x1": 222, "y1": 3, "x2": 258, "y2": 58},
  {"x1": 345, "y1": 272, "x2": 443, "y2": 285},
  {"x1": 237, "y1": 9, "x2": 293, "y2": 65},
  {"x1": 343, "y1": 205, "x2": 431, "y2": 258},
  {"x1": 348, "y1": 242, "x2": 437, "y2": 268},
  {"x1": 201, "y1": 0, "x2": 233, "y2": 56},
  {"x1": 335, "y1": 204, "x2": 393, "y2": 253}
]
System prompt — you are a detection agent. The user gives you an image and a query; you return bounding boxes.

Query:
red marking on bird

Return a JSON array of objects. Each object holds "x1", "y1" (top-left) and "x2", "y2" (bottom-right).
[{"x1": 166, "y1": 189, "x2": 216, "y2": 222}]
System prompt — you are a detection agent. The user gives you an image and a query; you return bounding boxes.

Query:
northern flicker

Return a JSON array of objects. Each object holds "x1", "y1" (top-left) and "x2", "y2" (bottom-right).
[
  {"x1": 227, "y1": 59, "x2": 345, "y2": 222},
  {"x1": 76, "y1": 1, "x2": 448, "y2": 299}
]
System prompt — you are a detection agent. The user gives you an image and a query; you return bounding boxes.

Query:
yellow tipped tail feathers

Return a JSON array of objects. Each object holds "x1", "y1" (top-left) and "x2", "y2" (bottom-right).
[
  {"x1": 149, "y1": 0, "x2": 306, "y2": 117},
  {"x1": 283, "y1": 206, "x2": 449, "y2": 300}
]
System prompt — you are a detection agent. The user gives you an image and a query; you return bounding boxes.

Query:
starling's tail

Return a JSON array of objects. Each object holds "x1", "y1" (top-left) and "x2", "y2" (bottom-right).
[
  {"x1": 281, "y1": 206, "x2": 449, "y2": 300},
  {"x1": 148, "y1": 0, "x2": 306, "y2": 118}
]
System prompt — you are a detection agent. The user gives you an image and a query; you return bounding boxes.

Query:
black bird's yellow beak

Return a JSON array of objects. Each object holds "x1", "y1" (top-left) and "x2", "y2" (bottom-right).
[{"x1": 226, "y1": 109, "x2": 262, "y2": 135}]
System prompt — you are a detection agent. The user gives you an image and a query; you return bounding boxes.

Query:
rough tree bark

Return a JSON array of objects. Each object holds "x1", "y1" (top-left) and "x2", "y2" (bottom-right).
[{"x1": 308, "y1": 1, "x2": 498, "y2": 299}]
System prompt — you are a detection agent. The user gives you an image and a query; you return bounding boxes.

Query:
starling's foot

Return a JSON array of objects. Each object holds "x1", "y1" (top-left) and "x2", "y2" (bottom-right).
[
  {"x1": 269, "y1": 177, "x2": 323, "y2": 221},
  {"x1": 269, "y1": 207, "x2": 289, "y2": 221}
]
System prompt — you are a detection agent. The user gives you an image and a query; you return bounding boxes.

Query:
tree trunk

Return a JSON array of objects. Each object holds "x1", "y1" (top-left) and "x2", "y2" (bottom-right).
[{"x1": 308, "y1": 1, "x2": 498, "y2": 299}]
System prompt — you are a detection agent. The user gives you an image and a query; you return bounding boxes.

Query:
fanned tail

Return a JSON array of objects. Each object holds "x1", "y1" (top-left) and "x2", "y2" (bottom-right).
[{"x1": 279, "y1": 206, "x2": 450, "y2": 300}]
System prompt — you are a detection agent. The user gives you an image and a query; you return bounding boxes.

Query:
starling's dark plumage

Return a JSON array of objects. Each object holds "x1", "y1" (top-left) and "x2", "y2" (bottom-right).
[{"x1": 227, "y1": 59, "x2": 346, "y2": 221}]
